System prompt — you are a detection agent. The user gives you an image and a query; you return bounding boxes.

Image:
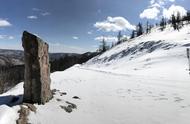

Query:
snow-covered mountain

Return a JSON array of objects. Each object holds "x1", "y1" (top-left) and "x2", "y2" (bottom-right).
[{"x1": 1, "y1": 24, "x2": 190, "y2": 124}]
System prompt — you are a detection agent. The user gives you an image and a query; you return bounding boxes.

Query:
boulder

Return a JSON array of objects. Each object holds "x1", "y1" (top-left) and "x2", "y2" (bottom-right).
[{"x1": 22, "y1": 31, "x2": 52, "y2": 104}]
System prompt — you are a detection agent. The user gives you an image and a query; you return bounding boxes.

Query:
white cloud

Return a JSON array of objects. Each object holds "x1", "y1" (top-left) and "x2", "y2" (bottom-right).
[
  {"x1": 49, "y1": 43, "x2": 87, "y2": 53},
  {"x1": 73, "y1": 36, "x2": 79, "y2": 40},
  {"x1": 87, "y1": 31, "x2": 92, "y2": 35},
  {"x1": 41, "y1": 12, "x2": 51, "y2": 16},
  {"x1": 94, "y1": 16, "x2": 135, "y2": 32},
  {"x1": 27, "y1": 15, "x2": 38, "y2": 19},
  {"x1": 140, "y1": 7, "x2": 160, "y2": 19},
  {"x1": 163, "y1": 4, "x2": 187, "y2": 19},
  {"x1": 0, "y1": 19, "x2": 11, "y2": 27},
  {"x1": 150, "y1": 0, "x2": 155, "y2": 4},
  {"x1": 0, "y1": 35, "x2": 5, "y2": 39},
  {"x1": 150, "y1": 0, "x2": 175, "y2": 6},
  {"x1": 150, "y1": 3, "x2": 161, "y2": 8},
  {"x1": 0, "y1": 35, "x2": 14, "y2": 40},
  {"x1": 32, "y1": 8, "x2": 41, "y2": 11},
  {"x1": 140, "y1": 0, "x2": 178, "y2": 20},
  {"x1": 95, "y1": 36, "x2": 118, "y2": 43},
  {"x1": 8, "y1": 36, "x2": 14, "y2": 40},
  {"x1": 169, "y1": 0, "x2": 175, "y2": 2}
]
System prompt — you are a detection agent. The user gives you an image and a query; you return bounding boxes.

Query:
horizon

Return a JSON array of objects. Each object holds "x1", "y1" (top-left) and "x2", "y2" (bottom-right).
[{"x1": 0, "y1": 0, "x2": 189, "y2": 53}]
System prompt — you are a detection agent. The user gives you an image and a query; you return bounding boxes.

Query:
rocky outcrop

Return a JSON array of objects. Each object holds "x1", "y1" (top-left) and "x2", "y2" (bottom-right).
[{"x1": 22, "y1": 31, "x2": 52, "y2": 104}]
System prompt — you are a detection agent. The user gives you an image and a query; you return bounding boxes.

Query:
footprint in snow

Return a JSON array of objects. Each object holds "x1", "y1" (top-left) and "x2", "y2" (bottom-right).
[
  {"x1": 174, "y1": 97, "x2": 184, "y2": 103},
  {"x1": 155, "y1": 98, "x2": 168, "y2": 101}
]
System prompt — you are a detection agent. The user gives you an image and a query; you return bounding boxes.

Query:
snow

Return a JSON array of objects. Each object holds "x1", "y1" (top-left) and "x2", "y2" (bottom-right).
[
  {"x1": 0, "y1": 105, "x2": 19, "y2": 124},
  {"x1": 31, "y1": 65, "x2": 190, "y2": 124},
  {"x1": 0, "y1": 24, "x2": 190, "y2": 124}
]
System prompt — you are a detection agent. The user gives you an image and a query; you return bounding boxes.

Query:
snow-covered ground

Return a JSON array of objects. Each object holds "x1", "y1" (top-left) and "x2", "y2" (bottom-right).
[{"x1": 0, "y1": 24, "x2": 190, "y2": 124}]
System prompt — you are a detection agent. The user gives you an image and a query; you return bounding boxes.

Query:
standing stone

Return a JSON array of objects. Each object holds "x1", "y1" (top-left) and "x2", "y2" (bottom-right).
[{"x1": 22, "y1": 31, "x2": 52, "y2": 104}]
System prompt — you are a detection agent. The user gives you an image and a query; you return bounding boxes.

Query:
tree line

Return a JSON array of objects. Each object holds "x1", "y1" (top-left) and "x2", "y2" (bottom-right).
[{"x1": 98, "y1": 10, "x2": 190, "y2": 53}]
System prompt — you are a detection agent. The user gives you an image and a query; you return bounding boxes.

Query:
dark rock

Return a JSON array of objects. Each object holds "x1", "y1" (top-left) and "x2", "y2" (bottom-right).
[
  {"x1": 60, "y1": 92, "x2": 67, "y2": 96},
  {"x1": 56, "y1": 98, "x2": 62, "y2": 102},
  {"x1": 22, "y1": 31, "x2": 52, "y2": 104},
  {"x1": 72, "y1": 96, "x2": 80, "y2": 99},
  {"x1": 60, "y1": 105, "x2": 73, "y2": 113},
  {"x1": 65, "y1": 101, "x2": 77, "y2": 109}
]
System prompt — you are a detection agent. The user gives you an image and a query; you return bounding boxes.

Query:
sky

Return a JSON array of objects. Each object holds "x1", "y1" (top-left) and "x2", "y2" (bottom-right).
[{"x1": 0, "y1": 0, "x2": 189, "y2": 53}]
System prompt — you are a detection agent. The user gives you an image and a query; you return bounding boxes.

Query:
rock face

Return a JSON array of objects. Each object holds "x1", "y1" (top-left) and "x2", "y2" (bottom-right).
[{"x1": 22, "y1": 31, "x2": 52, "y2": 104}]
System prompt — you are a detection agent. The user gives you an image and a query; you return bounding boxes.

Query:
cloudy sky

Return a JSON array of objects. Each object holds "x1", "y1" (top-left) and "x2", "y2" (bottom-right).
[{"x1": 0, "y1": 0, "x2": 189, "y2": 53}]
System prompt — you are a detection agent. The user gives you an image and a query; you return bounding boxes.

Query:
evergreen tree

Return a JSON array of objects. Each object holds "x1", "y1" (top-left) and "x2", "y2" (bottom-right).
[
  {"x1": 98, "y1": 37, "x2": 109, "y2": 53},
  {"x1": 117, "y1": 31, "x2": 123, "y2": 44},
  {"x1": 187, "y1": 11, "x2": 190, "y2": 23},
  {"x1": 111, "y1": 42, "x2": 115, "y2": 48},
  {"x1": 160, "y1": 17, "x2": 166, "y2": 31},
  {"x1": 146, "y1": 21, "x2": 149, "y2": 34},
  {"x1": 182, "y1": 10, "x2": 190, "y2": 23},
  {"x1": 176, "y1": 12, "x2": 181, "y2": 30},
  {"x1": 137, "y1": 22, "x2": 143, "y2": 36},
  {"x1": 149, "y1": 24, "x2": 153, "y2": 33},
  {"x1": 117, "y1": 31, "x2": 122, "y2": 42},
  {"x1": 101, "y1": 37, "x2": 107, "y2": 52},
  {"x1": 171, "y1": 14, "x2": 177, "y2": 30},
  {"x1": 130, "y1": 30, "x2": 135, "y2": 39}
]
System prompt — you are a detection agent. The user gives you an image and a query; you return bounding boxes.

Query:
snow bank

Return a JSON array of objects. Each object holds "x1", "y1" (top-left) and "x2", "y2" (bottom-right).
[{"x1": 0, "y1": 105, "x2": 18, "y2": 124}]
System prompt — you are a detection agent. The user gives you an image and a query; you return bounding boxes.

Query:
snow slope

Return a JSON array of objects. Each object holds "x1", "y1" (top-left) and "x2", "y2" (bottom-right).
[
  {"x1": 85, "y1": 24, "x2": 190, "y2": 80},
  {"x1": 0, "y1": 24, "x2": 190, "y2": 124}
]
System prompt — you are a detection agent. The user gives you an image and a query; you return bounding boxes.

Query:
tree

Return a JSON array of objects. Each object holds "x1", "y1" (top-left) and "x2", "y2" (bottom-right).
[
  {"x1": 117, "y1": 31, "x2": 122, "y2": 42},
  {"x1": 149, "y1": 24, "x2": 153, "y2": 33},
  {"x1": 176, "y1": 12, "x2": 182, "y2": 29},
  {"x1": 117, "y1": 31, "x2": 123, "y2": 44},
  {"x1": 160, "y1": 17, "x2": 166, "y2": 31},
  {"x1": 182, "y1": 10, "x2": 190, "y2": 23},
  {"x1": 130, "y1": 30, "x2": 135, "y2": 39},
  {"x1": 171, "y1": 14, "x2": 177, "y2": 30},
  {"x1": 136, "y1": 22, "x2": 143, "y2": 36},
  {"x1": 111, "y1": 42, "x2": 115, "y2": 48},
  {"x1": 146, "y1": 21, "x2": 149, "y2": 34},
  {"x1": 98, "y1": 37, "x2": 109, "y2": 53},
  {"x1": 187, "y1": 11, "x2": 190, "y2": 23}
]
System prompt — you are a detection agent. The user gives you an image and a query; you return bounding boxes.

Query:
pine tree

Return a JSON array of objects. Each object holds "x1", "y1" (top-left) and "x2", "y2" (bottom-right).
[
  {"x1": 171, "y1": 14, "x2": 177, "y2": 30},
  {"x1": 137, "y1": 22, "x2": 143, "y2": 36},
  {"x1": 176, "y1": 12, "x2": 181, "y2": 30},
  {"x1": 182, "y1": 10, "x2": 190, "y2": 23},
  {"x1": 149, "y1": 24, "x2": 153, "y2": 33},
  {"x1": 98, "y1": 37, "x2": 108, "y2": 53},
  {"x1": 101, "y1": 38, "x2": 107, "y2": 52},
  {"x1": 187, "y1": 11, "x2": 190, "y2": 23},
  {"x1": 160, "y1": 17, "x2": 166, "y2": 31},
  {"x1": 111, "y1": 42, "x2": 115, "y2": 48},
  {"x1": 117, "y1": 31, "x2": 122, "y2": 42},
  {"x1": 117, "y1": 31, "x2": 122, "y2": 44},
  {"x1": 146, "y1": 21, "x2": 149, "y2": 34},
  {"x1": 130, "y1": 30, "x2": 135, "y2": 39}
]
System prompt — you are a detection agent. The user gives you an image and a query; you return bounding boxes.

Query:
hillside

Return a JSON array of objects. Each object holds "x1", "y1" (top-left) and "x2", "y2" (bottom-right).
[
  {"x1": 0, "y1": 49, "x2": 87, "y2": 66},
  {"x1": 0, "y1": 24, "x2": 190, "y2": 124},
  {"x1": 85, "y1": 24, "x2": 190, "y2": 79}
]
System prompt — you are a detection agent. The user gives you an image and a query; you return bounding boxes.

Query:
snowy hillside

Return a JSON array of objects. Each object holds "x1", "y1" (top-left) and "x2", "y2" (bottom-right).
[
  {"x1": 85, "y1": 24, "x2": 190, "y2": 80},
  {"x1": 0, "y1": 24, "x2": 190, "y2": 124}
]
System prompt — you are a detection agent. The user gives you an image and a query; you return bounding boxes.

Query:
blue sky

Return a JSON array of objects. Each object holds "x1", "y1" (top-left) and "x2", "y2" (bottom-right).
[{"x1": 0, "y1": 0, "x2": 189, "y2": 53}]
